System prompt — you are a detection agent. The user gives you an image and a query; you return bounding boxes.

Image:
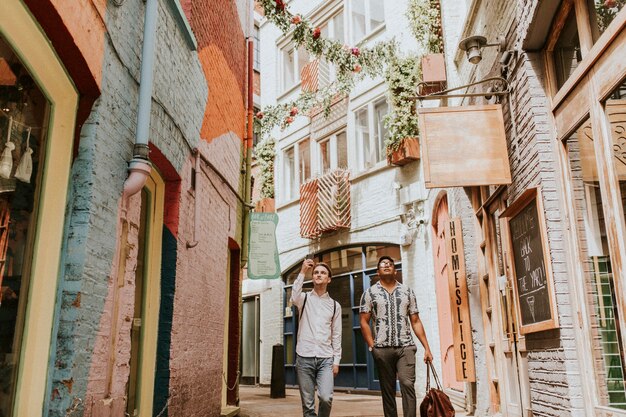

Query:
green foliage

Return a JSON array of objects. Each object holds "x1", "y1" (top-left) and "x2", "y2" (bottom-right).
[
  {"x1": 593, "y1": 0, "x2": 626, "y2": 33},
  {"x1": 383, "y1": 54, "x2": 421, "y2": 153},
  {"x1": 254, "y1": 137, "x2": 276, "y2": 199},
  {"x1": 406, "y1": 0, "x2": 444, "y2": 54}
]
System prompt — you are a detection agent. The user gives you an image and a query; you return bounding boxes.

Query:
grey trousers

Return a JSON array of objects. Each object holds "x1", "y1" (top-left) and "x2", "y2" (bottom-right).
[{"x1": 372, "y1": 345, "x2": 418, "y2": 417}]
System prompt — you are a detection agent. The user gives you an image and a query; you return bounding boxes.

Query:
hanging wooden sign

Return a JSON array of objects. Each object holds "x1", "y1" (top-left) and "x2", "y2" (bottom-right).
[
  {"x1": 418, "y1": 104, "x2": 512, "y2": 189},
  {"x1": 501, "y1": 188, "x2": 559, "y2": 334},
  {"x1": 445, "y1": 217, "x2": 476, "y2": 382}
]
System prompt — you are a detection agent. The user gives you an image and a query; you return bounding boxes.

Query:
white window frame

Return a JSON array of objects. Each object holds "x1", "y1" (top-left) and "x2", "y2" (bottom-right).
[
  {"x1": 280, "y1": 137, "x2": 312, "y2": 203},
  {"x1": 318, "y1": 10, "x2": 345, "y2": 88},
  {"x1": 353, "y1": 97, "x2": 389, "y2": 172},
  {"x1": 316, "y1": 130, "x2": 347, "y2": 176},
  {"x1": 278, "y1": 43, "x2": 310, "y2": 94},
  {"x1": 348, "y1": 0, "x2": 385, "y2": 44}
]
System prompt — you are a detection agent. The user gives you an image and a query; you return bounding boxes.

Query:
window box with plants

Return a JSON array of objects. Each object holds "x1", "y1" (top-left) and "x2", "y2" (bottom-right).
[{"x1": 385, "y1": 55, "x2": 421, "y2": 166}]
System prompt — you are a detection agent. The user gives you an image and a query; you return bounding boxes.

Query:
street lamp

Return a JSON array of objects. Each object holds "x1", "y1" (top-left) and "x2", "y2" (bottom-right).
[{"x1": 458, "y1": 35, "x2": 507, "y2": 65}]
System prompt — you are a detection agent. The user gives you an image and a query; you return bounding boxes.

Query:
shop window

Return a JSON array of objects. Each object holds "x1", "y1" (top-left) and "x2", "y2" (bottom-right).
[
  {"x1": 0, "y1": 35, "x2": 49, "y2": 416},
  {"x1": 565, "y1": 119, "x2": 626, "y2": 409},
  {"x1": 588, "y1": 0, "x2": 626, "y2": 40}
]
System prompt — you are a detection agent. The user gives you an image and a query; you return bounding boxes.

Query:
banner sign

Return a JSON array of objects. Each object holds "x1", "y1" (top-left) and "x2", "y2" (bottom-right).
[
  {"x1": 445, "y1": 218, "x2": 476, "y2": 382},
  {"x1": 248, "y1": 212, "x2": 281, "y2": 279}
]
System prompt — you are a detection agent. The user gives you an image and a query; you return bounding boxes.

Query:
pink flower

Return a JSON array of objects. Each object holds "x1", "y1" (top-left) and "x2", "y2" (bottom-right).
[
  {"x1": 256, "y1": 111, "x2": 264, "y2": 120},
  {"x1": 605, "y1": 0, "x2": 617, "y2": 7},
  {"x1": 312, "y1": 27, "x2": 321, "y2": 39},
  {"x1": 290, "y1": 107, "x2": 299, "y2": 116},
  {"x1": 353, "y1": 64, "x2": 362, "y2": 73},
  {"x1": 351, "y1": 47, "x2": 360, "y2": 57},
  {"x1": 275, "y1": 0, "x2": 285, "y2": 11},
  {"x1": 291, "y1": 15, "x2": 302, "y2": 25},
  {"x1": 285, "y1": 116, "x2": 294, "y2": 124}
]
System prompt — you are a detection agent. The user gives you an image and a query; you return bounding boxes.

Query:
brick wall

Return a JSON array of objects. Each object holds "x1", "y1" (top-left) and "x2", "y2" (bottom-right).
[{"x1": 43, "y1": 0, "x2": 247, "y2": 415}]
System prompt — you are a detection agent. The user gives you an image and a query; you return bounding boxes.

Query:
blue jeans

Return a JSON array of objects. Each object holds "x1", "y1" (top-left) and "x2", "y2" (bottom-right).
[{"x1": 295, "y1": 355, "x2": 334, "y2": 417}]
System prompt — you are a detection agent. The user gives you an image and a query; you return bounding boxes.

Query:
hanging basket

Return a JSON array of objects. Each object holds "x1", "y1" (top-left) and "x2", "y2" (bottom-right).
[{"x1": 387, "y1": 137, "x2": 420, "y2": 166}]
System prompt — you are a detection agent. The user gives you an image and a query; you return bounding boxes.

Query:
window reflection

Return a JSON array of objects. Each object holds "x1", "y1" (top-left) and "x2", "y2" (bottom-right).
[
  {"x1": 554, "y1": 8, "x2": 582, "y2": 90},
  {"x1": 588, "y1": 0, "x2": 626, "y2": 40},
  {"x1": 0, "y1": 35, "x2": 49, "y2": 416},
  {"x1": 566, "y1": 119, "x2": 626, "y2": 408}
]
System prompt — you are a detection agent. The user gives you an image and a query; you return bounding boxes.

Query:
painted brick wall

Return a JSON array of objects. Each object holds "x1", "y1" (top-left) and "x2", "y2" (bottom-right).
[{"x1": 44, "y1": 0, "x2": 227, "y2": 415}]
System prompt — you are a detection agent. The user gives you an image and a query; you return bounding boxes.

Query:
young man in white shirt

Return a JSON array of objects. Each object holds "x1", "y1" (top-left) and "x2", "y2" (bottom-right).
[{"x1": 291, "y1": 258, "x2": 342, "y2": 417}]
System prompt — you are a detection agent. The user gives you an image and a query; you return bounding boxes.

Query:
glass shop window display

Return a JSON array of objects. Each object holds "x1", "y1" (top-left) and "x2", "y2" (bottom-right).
[{"x1": 0, "y1": 35, "x2": 49, "y2": 416}]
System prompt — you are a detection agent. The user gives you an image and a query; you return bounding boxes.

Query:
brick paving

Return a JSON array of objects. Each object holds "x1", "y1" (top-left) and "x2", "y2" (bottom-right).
[{"x1": 238, "y1": 385, "x2": 469, "y2": 417}]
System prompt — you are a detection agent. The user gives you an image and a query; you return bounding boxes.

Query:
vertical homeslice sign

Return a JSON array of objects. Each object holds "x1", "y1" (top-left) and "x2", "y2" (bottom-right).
[
  {"x1": 445, "y1": 218, "x2": 476, "y2": 382},
  {"x1": 248, "y1": 212, "x2": 281, "y2": 279}
]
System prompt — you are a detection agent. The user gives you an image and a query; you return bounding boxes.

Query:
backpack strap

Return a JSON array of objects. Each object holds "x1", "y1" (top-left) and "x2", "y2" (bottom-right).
[{"x1": 299, "y1": 293, "x2": 308, "y2": 321}]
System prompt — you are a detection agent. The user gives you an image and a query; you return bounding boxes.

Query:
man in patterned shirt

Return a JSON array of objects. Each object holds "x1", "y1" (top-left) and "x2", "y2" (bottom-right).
[{"x1": 360, "y1": 255, "x2": 433, "y2": 417}]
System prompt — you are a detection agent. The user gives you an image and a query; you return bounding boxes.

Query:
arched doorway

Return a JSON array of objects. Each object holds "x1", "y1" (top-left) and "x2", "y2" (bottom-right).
[
  {"x1": 431, "y1": 194, "x2": 464, "y2": 392},
  {"x1": 282, "y1": 244, "x2": 402, "y2": 391}
]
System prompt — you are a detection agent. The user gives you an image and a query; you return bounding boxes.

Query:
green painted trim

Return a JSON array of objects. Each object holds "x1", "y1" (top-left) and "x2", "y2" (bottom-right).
[{"x1": 166, "y1": 0, "x2": 197, "y2": 51}]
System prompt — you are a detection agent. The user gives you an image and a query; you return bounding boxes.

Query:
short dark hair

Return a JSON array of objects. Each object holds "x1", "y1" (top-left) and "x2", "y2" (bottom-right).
[
  {"x1": 314, "y1": 262, "x2": 333, "y2": 279},
  {"x1": 377, "y1": 256, "x2": 395, "y2": 268}
]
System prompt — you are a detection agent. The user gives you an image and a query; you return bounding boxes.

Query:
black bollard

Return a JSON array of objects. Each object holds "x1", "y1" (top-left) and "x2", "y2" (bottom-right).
[{"x1": 270, "y1": 344, "x2": 286, "y2": 398}]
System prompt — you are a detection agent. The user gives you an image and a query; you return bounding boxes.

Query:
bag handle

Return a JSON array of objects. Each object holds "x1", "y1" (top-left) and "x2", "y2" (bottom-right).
[{"x1": 426, "y1": 361, "x2": 443, "y2": 390}]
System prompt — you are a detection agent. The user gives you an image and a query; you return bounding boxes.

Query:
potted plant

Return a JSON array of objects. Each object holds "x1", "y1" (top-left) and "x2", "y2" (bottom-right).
[
  {"x1": 407, "y1": 0, "x2": 446, "y2": 95},
  {"x1": 254, "y1": 137, "x2": 276, "y2": 211},
  {"x1": 384, "y1": 55, "x2": 421, "y2": 166}
]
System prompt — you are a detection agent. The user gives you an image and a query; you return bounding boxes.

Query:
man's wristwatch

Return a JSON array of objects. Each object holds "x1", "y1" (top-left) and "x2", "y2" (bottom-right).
[{"x1": 368, "y1": 346, "x2": 374, "y2": 352}]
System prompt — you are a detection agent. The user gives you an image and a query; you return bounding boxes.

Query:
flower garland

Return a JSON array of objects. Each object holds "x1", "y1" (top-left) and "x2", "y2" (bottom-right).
[
  {"x1": 255, "y1": 0, "x2": 444, "y2": 153},
  {"x1": 254, "y1": 0, "x2": 397, "y2": 137}
]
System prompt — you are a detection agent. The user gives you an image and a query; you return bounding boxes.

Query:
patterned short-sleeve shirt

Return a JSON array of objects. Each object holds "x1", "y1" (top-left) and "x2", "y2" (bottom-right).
[{"x1": 360, "y1": 281, "x2": 419, "y2": 347}]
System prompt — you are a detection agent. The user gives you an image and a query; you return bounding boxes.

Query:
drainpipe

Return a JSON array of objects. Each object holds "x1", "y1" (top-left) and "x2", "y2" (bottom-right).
[
  {"x1": 123, "y1": 0, "x2": 158, "y2": 200},
  {"x1": 240, "y1": 39, "x2": 254, "y2": 267}
]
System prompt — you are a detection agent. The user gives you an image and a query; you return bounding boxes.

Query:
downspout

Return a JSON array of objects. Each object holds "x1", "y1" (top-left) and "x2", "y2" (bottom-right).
[
  {"x1": 123, "y1": 0, "x2": 157, "y2": 200},
  {"x1": 240, "y1": 39, "x2": 254, "y2": 267},
  {"x1": 104, "y1": 0, "x2": 157, "y2": 399}
]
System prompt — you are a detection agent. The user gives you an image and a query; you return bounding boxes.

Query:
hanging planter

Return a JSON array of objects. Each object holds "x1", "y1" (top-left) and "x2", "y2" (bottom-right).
[
  {"x1": 388, "y1": 137, "x2": 420, "y2": 166},
  {"x1": 255, "y1": 197, "x2": 275, "y2": 213},
  {"x1": 419, "y1": 53, "x2": 446, "y2": 95}
]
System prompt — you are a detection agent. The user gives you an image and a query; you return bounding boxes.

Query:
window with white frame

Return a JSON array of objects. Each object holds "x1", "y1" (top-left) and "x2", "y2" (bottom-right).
[
  {"x1": 283, "y1": 147, "x2": 296, "y2": 201},
  {"x1": 281, "y1": 138, "x2": 312, "y2": 202},
  {"x1": 280, "y1": 44, "x2": 310, "y2": 93},
  {"x1": 350, "y1": 0, "x2": 385, "y2": 42},
  {"x1": 319, "y1": 10, "x2": 345, "y2": 88},
  {"x1": 317, "y1": 131, "x2": 348, "y2": 175},
  {"x1": 354, "y1": 98, "x2": 389, "y2": 172}
]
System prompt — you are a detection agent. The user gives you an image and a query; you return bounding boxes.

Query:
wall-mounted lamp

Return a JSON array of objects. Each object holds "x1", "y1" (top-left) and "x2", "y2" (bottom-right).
[{"x1": 458, "y1": 35, "x2": 506, "y2": 65}]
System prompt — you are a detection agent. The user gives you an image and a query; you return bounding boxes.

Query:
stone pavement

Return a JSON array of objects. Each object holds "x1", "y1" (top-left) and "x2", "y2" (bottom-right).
[{"x1": 238, "y1": 385, "x2": 469, "y2": 417}]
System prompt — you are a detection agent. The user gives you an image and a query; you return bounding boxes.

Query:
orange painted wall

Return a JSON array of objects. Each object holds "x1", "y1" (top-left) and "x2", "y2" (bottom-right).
[{"x1": 188, "y1": 1, "x2": 247, "y2": 142}]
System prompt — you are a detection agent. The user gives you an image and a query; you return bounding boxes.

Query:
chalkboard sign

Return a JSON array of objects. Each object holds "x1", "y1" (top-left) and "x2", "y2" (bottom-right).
[{"x1": 502, "y1": 188, "x2": 559, "y2": 334}]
